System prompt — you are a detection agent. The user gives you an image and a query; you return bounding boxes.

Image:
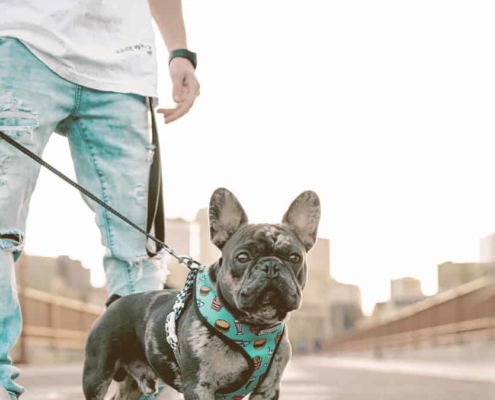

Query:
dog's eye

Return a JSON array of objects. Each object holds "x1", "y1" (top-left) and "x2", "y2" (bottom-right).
[
  {"x1": 289, "y1": 254, "x2": 301, "y2": 263},
  {"x1": 236, "y1": 252, "x2": 251, "y2": 263}
]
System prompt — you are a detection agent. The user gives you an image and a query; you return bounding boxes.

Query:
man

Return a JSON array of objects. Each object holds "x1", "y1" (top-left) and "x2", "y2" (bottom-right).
[{"x1": 0, "y1": 0, "x2": 200, "y2": 398}]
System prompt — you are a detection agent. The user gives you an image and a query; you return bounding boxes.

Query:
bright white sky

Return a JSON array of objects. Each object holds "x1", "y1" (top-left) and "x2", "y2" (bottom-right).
[{"x1": 23, "y1": 1, "x2": 495, "y2": 315}]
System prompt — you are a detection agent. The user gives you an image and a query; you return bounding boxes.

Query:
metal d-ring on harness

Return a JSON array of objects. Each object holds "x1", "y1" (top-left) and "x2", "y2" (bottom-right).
[{"x1": 0, "y1": 97, "x2": 201, "y2": 272}]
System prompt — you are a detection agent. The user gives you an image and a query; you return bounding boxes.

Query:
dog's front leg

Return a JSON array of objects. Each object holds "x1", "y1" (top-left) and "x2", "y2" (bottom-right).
[{"x1": 249, "y1": 335, "x2": 291, "y2": 400}]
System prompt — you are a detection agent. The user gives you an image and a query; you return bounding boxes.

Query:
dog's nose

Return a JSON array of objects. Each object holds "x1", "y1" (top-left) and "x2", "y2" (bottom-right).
[{"x1": 259, "y1": 259, "x2": 280, "y2": 278}]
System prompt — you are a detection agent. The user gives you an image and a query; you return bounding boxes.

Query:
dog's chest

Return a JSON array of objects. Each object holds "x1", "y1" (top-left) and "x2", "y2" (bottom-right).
[{"x1": 185, "y1": 319, "x2": 250, "y2": 389}]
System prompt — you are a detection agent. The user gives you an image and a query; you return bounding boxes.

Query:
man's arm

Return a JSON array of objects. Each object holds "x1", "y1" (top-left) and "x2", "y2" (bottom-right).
[
  {"x1": 148, "y1": 0, "x2": 187, "y2": 51},
  {"x1": 149, "y1": 0, "x2": 200, "y2": 124}
]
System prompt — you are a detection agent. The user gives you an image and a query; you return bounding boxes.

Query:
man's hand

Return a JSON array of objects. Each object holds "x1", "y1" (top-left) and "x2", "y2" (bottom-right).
[{"x1": 157, "y1": 57, "x2": 200, "y2": 124}]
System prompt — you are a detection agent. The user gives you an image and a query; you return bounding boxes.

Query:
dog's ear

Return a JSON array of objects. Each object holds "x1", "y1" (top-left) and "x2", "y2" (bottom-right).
[
  {"x1": 209, "y1": 188, "x2": 248, "y2": 249},
  {"x1": 282, "y1": 191, "x2": 321, "y2": 252}
]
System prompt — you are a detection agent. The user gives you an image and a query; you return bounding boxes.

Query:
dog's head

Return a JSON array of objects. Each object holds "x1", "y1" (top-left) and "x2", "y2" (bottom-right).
[{"x1": 208, "y1": 188, "x2": 321, "y2": 327}]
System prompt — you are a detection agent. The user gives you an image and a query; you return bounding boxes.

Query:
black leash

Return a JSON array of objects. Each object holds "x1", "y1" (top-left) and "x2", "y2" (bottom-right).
[
  {"x1": 0, "y1": 98, "x2": 200, "y2": 269},
  {"x1": 146, "y1": 97, "x2": 165, "y2": 258}
]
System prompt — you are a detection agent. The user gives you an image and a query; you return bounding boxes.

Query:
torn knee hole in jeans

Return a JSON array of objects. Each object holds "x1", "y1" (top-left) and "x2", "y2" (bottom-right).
[
  {"x1": 121, "y1": 256, "x2": 148, "y2": 281},
  {"x1": 0, "y1": 230, "x2": 25, "y2": 252},
  {"x1": 131, "y1": 145, "x2": 157, "y2": 205},
  {"x1": 0, "y1": 154, "x2": 11, "y2": 188},
  {"x1": 0, "y1": 91, "x2": 39, "y2": 143},
  {"x1": 117, "y1": 254, "x2": 166, "y2": 280}
]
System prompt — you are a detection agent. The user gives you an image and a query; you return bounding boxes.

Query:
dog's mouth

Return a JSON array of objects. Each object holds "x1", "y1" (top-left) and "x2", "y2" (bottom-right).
[
  {"x1": 259, "y1": 288, "x2": 282, "y2": 307},
  {"x1": 229, "y1": 270, "x2": 302, "y2": 327},
  {"x1": 237, "y1": 290, "x2": 294, "y2": 327},
  {"x1": 238, "y1": 284, "x2": 299, "y2": 316}
]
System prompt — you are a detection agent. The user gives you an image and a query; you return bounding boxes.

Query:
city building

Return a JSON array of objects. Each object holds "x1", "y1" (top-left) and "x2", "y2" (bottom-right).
[
  {"x1": 437, "y1": 261, "x2": 495, "y2": 292},
  {"x1": 480, "y1": 234, "x2": 495, "y2": 263},
  {"x1": 371, "y1": 301, "x2": 388, "y2": 318},
  {"x1": 163, "y1": 217, "x2": 201, "y2": 289},
  {"x1": 15, "y1": 254, "x2": 99, "y2": 302},
  {"x1": 328, "y1": 279, "x2": 363, "y2": 339},
  {"x1": 162, "y1": 211, "x2": 222, "y2": 289},
  {"x1": 369, "y1": 277, "x2": 427, "y2": 323},
  {"x1": 287, "y1": 237, "x2": 331, "y2": 350},
  {"x1": 390, "y1": 277, "x2": 425, "y2": 308},
  {"x1": 194, "y1": 208, "x2": 221, "y2": 267}
]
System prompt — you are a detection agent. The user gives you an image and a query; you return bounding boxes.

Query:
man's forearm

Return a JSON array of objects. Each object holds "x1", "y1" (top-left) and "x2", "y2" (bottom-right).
[{"x1": 149, "y1": 0, "x2": 188, "y2": 52}]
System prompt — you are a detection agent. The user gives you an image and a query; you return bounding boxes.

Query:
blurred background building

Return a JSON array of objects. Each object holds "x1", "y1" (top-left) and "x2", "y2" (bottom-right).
[
  {"x1": 368, "y1": 277, "x2": 427, "y2": 323},
  {"x1": 437, "y1": 261, "x2": 495, "y2": 292},
  {"x1": 326, "y1": 233, "x2": 495, "y2": 362},
  {"x1": 161, "y1": 217, "x2": 201, "y2": 289},
  {"x1": 328, "y1": 278, "x2": 363, "y2": 339},
  {"x1": 15, "y1": 254, "x2": 107, "y2": 305},
  {"x1": 480, "y1": 233, "x2": 495, "y2": 263},
  {"x1": 287, "y1": 237, "x2": 331, "y2": 351},
  {"x1": 163, "y1": 209, "x2": 220, "y2": 289}
]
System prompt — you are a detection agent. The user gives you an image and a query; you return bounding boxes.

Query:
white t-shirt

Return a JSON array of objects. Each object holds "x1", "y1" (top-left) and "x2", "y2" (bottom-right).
[{"x1": 0, "y1": 0, "x2": 159, "y2": 98}]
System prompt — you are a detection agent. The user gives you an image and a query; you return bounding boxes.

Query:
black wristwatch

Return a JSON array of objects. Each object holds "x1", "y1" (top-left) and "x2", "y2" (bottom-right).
[{"x1": 169, "y1": 49, "x2": 197, "y2": 70}]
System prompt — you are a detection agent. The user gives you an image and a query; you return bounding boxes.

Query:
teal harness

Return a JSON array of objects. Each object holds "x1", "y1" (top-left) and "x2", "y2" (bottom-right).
[{"x1": 166, "y1": 266, "x2": 285, "y2": 400}]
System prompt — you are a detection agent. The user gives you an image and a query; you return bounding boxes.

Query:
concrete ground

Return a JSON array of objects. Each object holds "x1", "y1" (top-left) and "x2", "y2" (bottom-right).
[{"x1": 15, "y1": 354, "x2": 495, "y2": 400}]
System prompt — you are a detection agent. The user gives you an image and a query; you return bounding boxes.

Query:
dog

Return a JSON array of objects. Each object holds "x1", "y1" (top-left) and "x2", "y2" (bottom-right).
[{"x1": 82, "y1": 187, "x2": 321, "y2": 400}]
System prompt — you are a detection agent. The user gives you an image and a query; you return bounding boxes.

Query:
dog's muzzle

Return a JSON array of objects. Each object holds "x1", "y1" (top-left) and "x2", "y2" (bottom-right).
[
  {"x1": 238, "y1": 257, "x2": 299, "y2": 310},
  {"x1": 258, "y1": 257, "x2": 282, "y2": 279}
]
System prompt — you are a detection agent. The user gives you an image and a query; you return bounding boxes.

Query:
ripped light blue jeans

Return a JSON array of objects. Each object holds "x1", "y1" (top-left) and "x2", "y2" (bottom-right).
[{"x1": 0, "y1": 38, "x2": 167, "y2": 399}]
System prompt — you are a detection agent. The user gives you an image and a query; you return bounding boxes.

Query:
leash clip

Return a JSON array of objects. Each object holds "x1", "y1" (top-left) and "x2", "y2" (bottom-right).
[{"x1": 176, "y1": 255, "x2": 201, "y2": 271}]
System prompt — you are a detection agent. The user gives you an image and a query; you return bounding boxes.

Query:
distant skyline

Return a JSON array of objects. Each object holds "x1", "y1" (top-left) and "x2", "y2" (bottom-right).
[{"x1": 21, "y1": 1, "x2": 495, "y2": 315}]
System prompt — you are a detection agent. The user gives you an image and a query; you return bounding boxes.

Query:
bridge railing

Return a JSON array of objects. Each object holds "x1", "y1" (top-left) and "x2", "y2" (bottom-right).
[
  {"x1": 325, "y1": 277, "x2": 495, "y2": 355},
  {"x1": 13, "y1": 276, "x2": 495, "y2": 362},
  {"x1": 14, "y1": 286, "x2": 104, "y2": 364}
]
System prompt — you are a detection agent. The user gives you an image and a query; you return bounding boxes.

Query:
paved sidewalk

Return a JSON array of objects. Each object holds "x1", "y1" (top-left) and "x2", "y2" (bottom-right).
[
  {"x1": 15, "y1": 356, "x2": 495, "y2": 400},
  {"x1": 305, "y1": 355, "x2": 495, "y2": 383}
]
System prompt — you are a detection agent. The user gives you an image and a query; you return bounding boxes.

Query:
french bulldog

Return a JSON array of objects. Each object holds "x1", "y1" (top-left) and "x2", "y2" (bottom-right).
[{"x1": 82, "y1": 187, "x2": 321, "y2": 400}]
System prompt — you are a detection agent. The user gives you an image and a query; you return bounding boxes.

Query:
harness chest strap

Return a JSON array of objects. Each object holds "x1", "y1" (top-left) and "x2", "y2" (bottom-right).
[{"x1": 165, "y1": 266, "x2": 285, "y2": 400}]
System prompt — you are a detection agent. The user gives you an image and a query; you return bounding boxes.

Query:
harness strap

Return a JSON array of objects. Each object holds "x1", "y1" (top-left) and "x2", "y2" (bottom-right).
[{"x1": 166, "y1": 266, "x2": 201, "y2": 357}]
